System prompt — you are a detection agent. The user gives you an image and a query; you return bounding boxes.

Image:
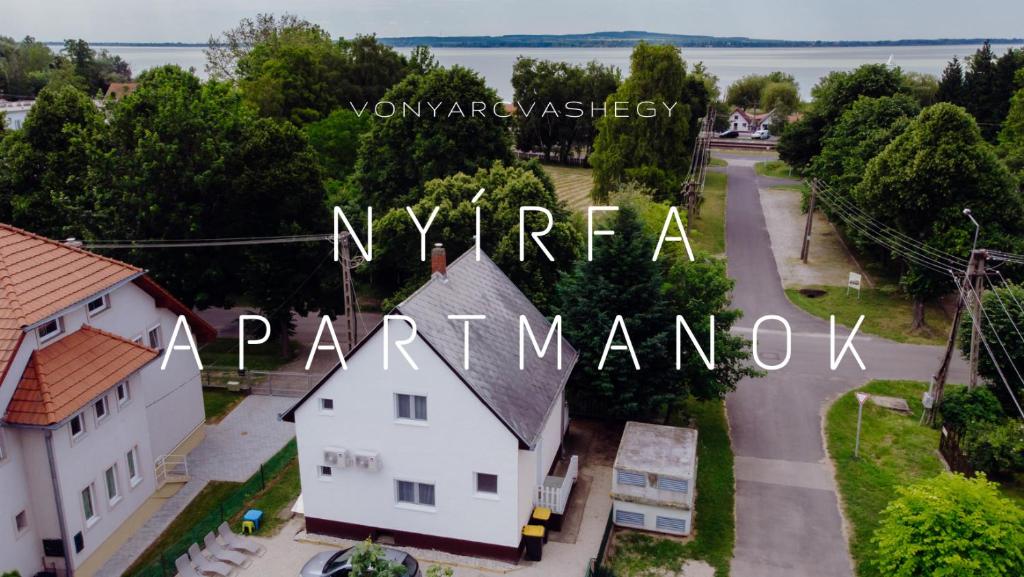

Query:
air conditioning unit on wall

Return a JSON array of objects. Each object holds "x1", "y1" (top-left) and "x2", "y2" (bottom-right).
[
  {"x1": 324, "y1": 447, "x2": 349, "y2": 468},
  {"x1": 353, "y1": 450, "x2": 382, "y2": 472}
]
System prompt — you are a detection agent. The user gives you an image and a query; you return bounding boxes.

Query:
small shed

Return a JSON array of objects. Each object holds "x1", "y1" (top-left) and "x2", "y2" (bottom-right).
[{"x1": 611, "y1": 421, "x2": 698, "y2": 535}]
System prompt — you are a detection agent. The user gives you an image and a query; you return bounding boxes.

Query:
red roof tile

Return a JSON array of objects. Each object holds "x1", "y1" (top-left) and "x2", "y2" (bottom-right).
[{"x1": 5, "y1": 325, "x2": 158, "y2": 426}]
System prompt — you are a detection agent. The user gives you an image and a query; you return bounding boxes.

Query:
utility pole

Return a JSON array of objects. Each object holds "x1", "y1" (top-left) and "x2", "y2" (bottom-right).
[
  {"x1": 684, "y1": 181, "x2": 696, "y2": 233},
  {"x1": 339, "y1": 233, "x2": 359, "y2": 352},
  {"x1": 967, "y1": 248, "x2": 988, "y2": 390},
  {"x1": 800, "y1": 180, "x2": 818, "y2": 263},
  {"x1": 924, "y1": 297, "x2": 964, "y2": 426}
]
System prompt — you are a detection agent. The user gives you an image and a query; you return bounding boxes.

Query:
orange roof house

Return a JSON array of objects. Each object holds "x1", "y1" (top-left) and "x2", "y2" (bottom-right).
[{"x1": 104, "y1": 82, "x2": 138, "y2": 100}]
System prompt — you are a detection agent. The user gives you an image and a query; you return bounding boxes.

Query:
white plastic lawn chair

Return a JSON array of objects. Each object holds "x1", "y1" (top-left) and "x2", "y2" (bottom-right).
[
  {"x1": 204, "y1": 532, "x2": 252, "y2": 568},
  {"x1": 218, "y1": 522, "x2": 266, "y2": 556},
  {"x1": 175, "y1": 554, "x2": 203, "y2": 577},
  {"x1": 188, "y1": 543, "x2": 235, "y2": 577}
]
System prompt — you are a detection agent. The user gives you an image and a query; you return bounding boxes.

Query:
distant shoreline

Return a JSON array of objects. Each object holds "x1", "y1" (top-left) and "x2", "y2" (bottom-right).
[{"x1": 41, "y1": 31, "x2": 1024, "y2": 49}]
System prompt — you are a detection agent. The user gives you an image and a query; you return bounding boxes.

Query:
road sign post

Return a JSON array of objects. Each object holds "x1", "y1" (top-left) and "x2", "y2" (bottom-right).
[
  {"x1": 847, "y1": 272, "x2": 862, "y2": 299},
  {"x1": 854, "y1": 392, "x2": 869, "y2": 459}
]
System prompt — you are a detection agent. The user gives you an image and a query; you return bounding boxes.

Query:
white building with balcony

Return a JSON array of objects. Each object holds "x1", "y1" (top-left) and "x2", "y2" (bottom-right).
[
  {"x1": 0, "y1": 223, "x2": 216, "y2": 577},
  {"x1": 283, "y1": 246, "x2": 579, "y2": 561},
  {"x1": 611, "y1": 421, "x2": 698, "y2": 536}
]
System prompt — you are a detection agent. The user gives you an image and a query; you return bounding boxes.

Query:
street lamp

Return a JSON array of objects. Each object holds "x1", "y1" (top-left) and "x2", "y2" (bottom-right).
[{"x1": 963, "y1": 208, "x2": 980, "y2": 253}]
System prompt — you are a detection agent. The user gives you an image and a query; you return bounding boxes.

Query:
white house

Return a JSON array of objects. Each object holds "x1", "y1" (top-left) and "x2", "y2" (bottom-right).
[
  {"x1": 611, "y1": 421, "x2": 698, "y2": 536},
  {"x1": 0, "y1": 100, "x2": 34, "y2": 130},
  {"x1": 726, "y1": 107, "x2": 777, "y2": 133},
  {"x1": 282, "y1": 246, "x2": 578, "y2": 561},
  {"x1": 0, "y1": 223, "x2": 216, "y2": 577}
]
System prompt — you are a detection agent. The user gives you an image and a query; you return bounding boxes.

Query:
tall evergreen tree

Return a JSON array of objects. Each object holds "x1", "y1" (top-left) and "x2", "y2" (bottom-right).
[{"x1": 937, "y1": 56, "x2": 965, "y2": 105}]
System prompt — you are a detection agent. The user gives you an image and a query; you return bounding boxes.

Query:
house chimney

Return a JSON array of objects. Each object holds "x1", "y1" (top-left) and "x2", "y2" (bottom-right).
[{"x1": 430, "y1": 243, "x2": 447, "y2": 277}]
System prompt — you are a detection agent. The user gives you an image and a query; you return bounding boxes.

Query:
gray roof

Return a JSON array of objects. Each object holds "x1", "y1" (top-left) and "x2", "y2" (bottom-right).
[
  {"x1": 614, "y1": 421, "x2": 698, "y2": 479},
  {"x1": 395, "y1": 250, "x2": 578, "y2": 448}
]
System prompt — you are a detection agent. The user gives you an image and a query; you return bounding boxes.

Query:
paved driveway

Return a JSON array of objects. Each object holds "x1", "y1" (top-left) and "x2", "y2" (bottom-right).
[{"x1": 721, "y1": 155, "x2": 969, "y2": 577}]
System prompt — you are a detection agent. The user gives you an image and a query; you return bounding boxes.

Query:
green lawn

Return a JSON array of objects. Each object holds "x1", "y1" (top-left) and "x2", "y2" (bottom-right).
[
  {"x1": 126, "y1": 481, "x2": 242, "y2": 574},
  {"x1": 826, "y1": 380, "x2": 1024, "y2": 577},
  {"x1": 690, "y1": 172, "x2": 727, "y2": 255},
  {"x1": 230, "y1": 459, "x2": 301, "y2": 536},
  {"x1": 754, "y1": 160, "x2": 796, "y2": 178},
  {"x1": 609, "y1": 398, "x2": 735, "y2": 577},
  {"x1": 202, "y1": 388, "x2": 245, "y2": 423},
  {"x1": 543, "y1": 164, "x2": 594, "y2": 212},
  {"x1": 785, "y1": 286, "x2": 950, "y2": 345},
  {"x1": 199, "y1": 337, "x2": 297, "y2": 370},
  {"x1": 709, "y1": 157, "x2": 728, "y2": 167}
]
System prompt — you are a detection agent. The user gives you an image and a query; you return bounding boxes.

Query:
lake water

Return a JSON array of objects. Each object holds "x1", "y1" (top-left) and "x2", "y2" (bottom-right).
[{"x1": 105, "y1": 44, "x2": 1016, "y2": 101}]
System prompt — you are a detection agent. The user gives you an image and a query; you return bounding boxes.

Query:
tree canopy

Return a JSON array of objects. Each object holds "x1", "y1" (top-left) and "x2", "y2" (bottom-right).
[
  {"x1": 958, "y1": 282, "x2": 1024, "y2": 413},
  {"x1": 938, "y1": 43, "x2": 1024, "y2": 142},
  {"x1": 725, "y1": 71, "x2": 799, "y2": 114},
  {"x1": 873, "y1": 473, "x2": 1024, "y2": 577}
]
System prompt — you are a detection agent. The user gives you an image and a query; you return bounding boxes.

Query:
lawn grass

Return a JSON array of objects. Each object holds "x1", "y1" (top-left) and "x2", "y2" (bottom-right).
[
  {"x1": 754, "y1": 160, "x2": 796, "y2": 179},
  {"x1": 202, "y1": 388, "x2": 245, "y2": 423},
  {"x1": 126, "y1": 481, "x2": 242, "y2": 574},
  {"x1": 609, "y1": 398, "x2": 734, "y2": 577},
  {"x1": 230, "y1": 459, "x2": 301, "y2": 536},
  {"x1": 199, "y1": 337, "x2": 297, "y2": 370},
  {"x1": 691, "y1": 171, "x2": 727, "y2": 255},
  {"x1": 543, "y1": 164, "x2": 593, "y2": 212},
  {"x1": 785, "y1": 285, "x2": 950, "y2": 345},
  {"x1": 709, "y1": 157, "x2": 727, "y2": 167}
]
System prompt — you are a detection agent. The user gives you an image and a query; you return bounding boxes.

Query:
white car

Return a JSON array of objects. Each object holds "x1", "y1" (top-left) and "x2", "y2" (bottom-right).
[{"x1": 751, "y1": 129, "x2": 771, "y2": 140}]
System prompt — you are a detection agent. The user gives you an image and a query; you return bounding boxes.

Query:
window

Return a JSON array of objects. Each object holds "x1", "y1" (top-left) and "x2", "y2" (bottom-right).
[
  {"x1": 395, "y1": 394, "x2": 427, "y2": 421},
  {"x1": 37, "y1": 317, "x2": 63, "y2": 343},
  {"x1": 14, "y1": 510, "x2": 28, "y2": 535},
  {"x1": 116, "y1": 381, "x2": 130, "y2": 406},
  {"x1": 319, "y1": 398, "x2": 334, "y2": 412},
  {"x1": 475, "y1": 473, "x2": 498, "y2": 495},
  {"x1": 81, "y1": 485, "x2": 98, "y2": 525},
  {"x1": 318, "y1": 465, "x2": 333, "y2": 479},
  {"x1": 615, "y1": 509, "x2": 644, "y2": 527},
  {"x1": 656, "y1": 476, "x2": 689, "y2": 493},
  {"x1": 105, "y1": 465, "x2": 120, "y2": 504},
  {"x1": 86, "y1": 295, "x2": 109, "y2": 316},
  {"x1": 69, "y1": 413, "x2": 86, "y2": 440},
  {"x1": 616, "y1": 470, "x2": 646, "y2": 487},
  {"x1": 656, "y1": 515, "x2": 688, "y2": 533},
  {"x1": 94, "y1": 396, "x2": 108, "y2": 423},
  {"x1": 126, "y1": 447, "x2": 142, "y2": 487},
  {"x1": 396, "y1": 480, "x2": 436, "y2": 507},
  {"x1": 147, "y1": 326, "x2": 162, "y2": 349}
]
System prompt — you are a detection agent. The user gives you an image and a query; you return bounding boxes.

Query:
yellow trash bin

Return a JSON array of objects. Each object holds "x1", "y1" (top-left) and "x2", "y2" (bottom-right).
[
  {"x1": 523, "y1": 525, "x2": 545, "y2": 561},
  {"x1": 531, "y1": 507, "x2": 552, "y2": 542}
]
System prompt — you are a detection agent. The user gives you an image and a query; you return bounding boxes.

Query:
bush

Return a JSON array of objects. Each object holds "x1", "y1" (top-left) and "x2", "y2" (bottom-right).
[
  {"x1": 964, "y1": 420, "x2": 1024, "y2": 477},
  {"x1": 873, "y1": 473, "x2": 1024, "y2": 577},
  {"x1": 941, "y1": 386, "x2": 1004, "y2": 432}
]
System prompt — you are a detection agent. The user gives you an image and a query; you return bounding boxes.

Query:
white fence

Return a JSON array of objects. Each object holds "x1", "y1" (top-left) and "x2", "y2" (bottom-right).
[{"x1": 537, "y1": 454, "x2": 579, "y2": 515}]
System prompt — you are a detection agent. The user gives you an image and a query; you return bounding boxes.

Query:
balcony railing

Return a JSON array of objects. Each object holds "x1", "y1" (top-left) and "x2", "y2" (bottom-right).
[{"x1": 536, "y1": 454, "x2": 579, "y2": 515}]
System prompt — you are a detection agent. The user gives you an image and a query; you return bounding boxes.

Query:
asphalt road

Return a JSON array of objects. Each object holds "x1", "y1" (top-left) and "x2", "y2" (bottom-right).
[{"x1": 721, "y1": 156, "x2": 970, "y2": 577}]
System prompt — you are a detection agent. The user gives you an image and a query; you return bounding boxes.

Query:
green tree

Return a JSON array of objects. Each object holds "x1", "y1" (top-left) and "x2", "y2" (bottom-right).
[
  {"x1": 0, "y1": 36, "x2": 58, "y2": 97},
  {"x1": 854, "y1": 103, "x2": 1024, "y2": 329},
  {"x1": 354, "y1": 65, "x2": 512, "y2": 209},
  {"x1": 60, "y1": 39, "x2": 132, "y2": 95},
  {"x1": 872, "y1": 473, "x2": 1024, "y2": 577},
  {"x1": 1000, "y1": 85, "x2": 1024, "y2": 188},
  {"x1": 373, "y1": 161, "x2": 581, "y2": 312},
  {"x1": 958, "y1": 282, "x2": 1024, "y2": 413},
  {"x1": 725, "y1": 74, "x2": 769, "y2": 110},
  {"x1": 304, "y1": 108, "x2": 371, "y2": 183},
  {"x1": 901, "y1": 71, "x2": 939, "y2": 107},
  {"x1": 760, "y1": 81, "x2": 800, "y2": 116},
  {"x1": 349, "y1": 540, "x2": 407, "y2": 577},
  {"x1": 937, "y1": 56, "x2": 965, "y2": 105},
  {"x1": 205, "y1": 13, "x2": 324, "y2": 80},
  {"x1": 963, "y1": 43, "x2": 1024, "y2": 141},
  {"x1": 940, "y1": 386, "x2": 1005, "y2": 432},
  {"x1": 590, "y1": 43, "x2": 700, "y2": 201},
  {"x1": 0, "y1": 83, "x2": 100, "y2": 237}
]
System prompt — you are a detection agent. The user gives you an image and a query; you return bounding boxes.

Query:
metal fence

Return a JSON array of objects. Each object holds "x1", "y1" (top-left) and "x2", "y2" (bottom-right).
[
  {"x1": 128, "y1": 439, "x2": 297, "y2": 577},
  {"x1": 201, "y1": 367, "x2": 319, "y2": 398},
  {"x1": 584, "y1": 509, "x2": 615, "y2": 577},
  {"x1": 939, "y1": 424, "x2": 974, "y2": 475}
]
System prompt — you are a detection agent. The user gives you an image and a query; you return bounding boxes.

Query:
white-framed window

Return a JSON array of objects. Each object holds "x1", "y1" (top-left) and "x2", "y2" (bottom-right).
[
  {"x1": 318, "y1": 465, "x2": 333, "y2": 479},
  {"x1": 69, "y1": 413, "x2": 86, "y2": 441},
  {"x1": 616, "y1": 469, "x2": 646, "y2": 487},
  {"x1": 319, "y1": 398, "x2": 334, "y2": 413},
  {"x1": 395, "y1": 394, "x2": 427, "y2": 421},
  {"x1": 126, "y1": 447, "x2": 143, "y2": 487},
  {"x1": 656, "y1": 476, "x2": 689, "y2": 494},
  {"x1": 14, "y1": 510, "x2": 28, "y2": 535},
  {"x1": 116, "y1": 381, "x2": 131, "y2": 407},
  {"x1": 396, "y1": 480, "x2": 436, "y2": 507},
  {"x1": 37, "y1": 317, "x2": 63, "y2": 343},
  {"x1": 147, "y1": 325, "x2": 163, "y2": 349},
  {"x1": 94, "y1": 396, "x2": 109, "y2": 423},
  {"x1": 86, "y1": 294, "x2": 110, "y2": 317},
  {"x1": 81, "y1": 484, "x2": 98, "y2": 526},
  {"x1": 105, "y1": 465, "x2": 121, "y2": 505},
  {"x1": 475, "y1": 473, "x2": 498, "y2": 495}
]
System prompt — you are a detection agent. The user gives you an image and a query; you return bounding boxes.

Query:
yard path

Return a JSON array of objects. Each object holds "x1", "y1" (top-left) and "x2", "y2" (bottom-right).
[
  {"x1": 95, "y1": 395, "x2": 296, "y2": 577},
  {"x1": 720, "y1": 153, "x2": 970, "y2": 577}
]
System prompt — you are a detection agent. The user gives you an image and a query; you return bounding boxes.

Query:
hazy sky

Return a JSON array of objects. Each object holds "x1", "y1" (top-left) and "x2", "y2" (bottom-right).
[{"x1": 5, "y1": 0, "x2": 1024, "y2": 43}]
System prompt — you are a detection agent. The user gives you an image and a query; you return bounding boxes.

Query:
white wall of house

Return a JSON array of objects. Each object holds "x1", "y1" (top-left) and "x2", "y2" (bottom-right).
[
  {"x1": 515, "y1": 390, "x2": 564, "y2": 528},
  {"x1": 612, "y1": 500, "x2": 693, "y2": 536},
  {"x1": 295, "y1": 322, "x2": 528, "y2": 549},
  {"x1": 0, "y1": 427, "x2": 46, "y2": 577},
  {"x1": 728, "y1": 112, "x2": 750, "y2": 131}
]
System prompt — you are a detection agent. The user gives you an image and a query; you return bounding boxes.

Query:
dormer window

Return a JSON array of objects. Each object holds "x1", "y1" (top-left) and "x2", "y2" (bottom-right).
[
  {"x1": 86, "y1": 294, "x2": 110, "y2": 316},
  {"x1": 37, "y1": 317, "x2": 63, "y2": 343}
]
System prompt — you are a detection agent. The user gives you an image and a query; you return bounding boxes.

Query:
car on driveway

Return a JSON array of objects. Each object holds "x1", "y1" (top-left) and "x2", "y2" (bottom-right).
[
  {"x1": 717, "y1": 130, "x2": 740, "y2": 138},
  {"x1": 750, "y1": 128, "x2": 771, "y2": 140},
  {"x1": 299, "y1": 546, "x2": 421, "y2": 577}
]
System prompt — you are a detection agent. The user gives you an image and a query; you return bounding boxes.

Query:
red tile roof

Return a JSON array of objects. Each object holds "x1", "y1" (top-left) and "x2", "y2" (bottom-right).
[
  {"x1": 0, "y1": 223, "x2": 216, "y2": 389},
  {"x1": 5, "y1": 325, "x2": 158, "y2": 426}
]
